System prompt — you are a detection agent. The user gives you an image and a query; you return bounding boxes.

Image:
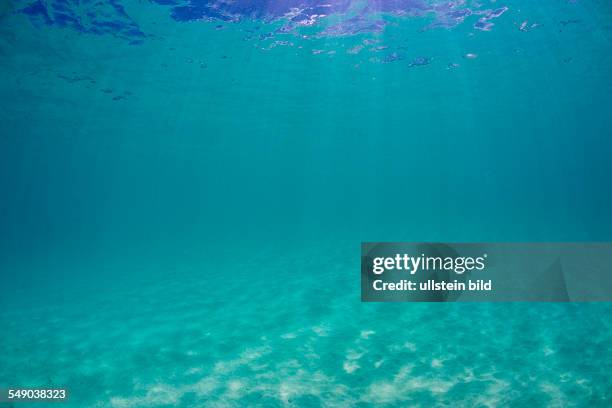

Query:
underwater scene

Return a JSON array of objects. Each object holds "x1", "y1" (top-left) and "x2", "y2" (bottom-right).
[{"x1": 1, "y1": 0, "x2": 612, "y2": 406}]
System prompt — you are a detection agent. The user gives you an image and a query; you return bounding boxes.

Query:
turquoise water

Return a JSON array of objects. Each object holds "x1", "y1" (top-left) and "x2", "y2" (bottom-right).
[{"x1": 1, "y1": 0, "x2": 612, "y2": 406}]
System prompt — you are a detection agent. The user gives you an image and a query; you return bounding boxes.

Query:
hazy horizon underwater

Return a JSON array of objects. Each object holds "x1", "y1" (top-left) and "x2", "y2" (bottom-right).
[{"x1": 1, "y1": 0, "x2": 612, "y2": 406}]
